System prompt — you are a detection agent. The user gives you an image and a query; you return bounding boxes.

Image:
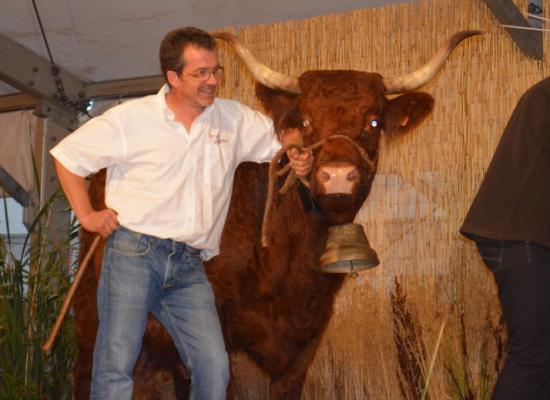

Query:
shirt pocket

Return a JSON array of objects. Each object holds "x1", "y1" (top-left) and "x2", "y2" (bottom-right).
[{"x1": 202, "y1": 139, "x2": 236, "y2": 188}]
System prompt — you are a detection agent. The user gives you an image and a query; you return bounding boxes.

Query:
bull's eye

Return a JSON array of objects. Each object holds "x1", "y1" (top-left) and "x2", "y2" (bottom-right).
[
  {"x1": 364, "y1": 116, "x2": 382, "y2": 132},
  {"x1": 301, "y1": 118, "x2": 313, "y2": 135}
]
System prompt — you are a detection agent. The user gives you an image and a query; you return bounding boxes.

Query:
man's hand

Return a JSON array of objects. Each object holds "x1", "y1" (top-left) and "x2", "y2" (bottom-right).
[
  {"x1": 287, "y1": 148, "x2": 313, "y2": 178},
  {"x1": 79, "y1": 209, "x2": 119, "y2": 238},
  {"x1": 54, "y1": 159, "x2": 119, "y2": 238},
  {"x1": 282, "y1": 128, "x2": 314, "y2": 178}
]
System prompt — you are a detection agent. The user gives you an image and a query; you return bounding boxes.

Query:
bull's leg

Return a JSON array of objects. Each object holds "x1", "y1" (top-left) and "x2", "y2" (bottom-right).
[
  {"x1": 170, "y1": 362, "x2": 191, "y2": 400},
  {"x1": 132, "y1": 352, "x2": 166, "y2": 399},
  {"x1": 72, "y1": 341, "x2": 94, "y2": 399},
  {"x1": 226, "y1": 359, "x2": 239, "y2": 400},
  {"x1": 268, "y1": 333, "x2": 324, "y2": 400}
]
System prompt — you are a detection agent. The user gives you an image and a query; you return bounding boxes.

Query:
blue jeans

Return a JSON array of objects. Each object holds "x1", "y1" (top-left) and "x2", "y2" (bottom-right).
[
  {"x1": 474, "y1": 237, "x2": 550, "y2": 400},
  {"x1": 90, "y1": 226, "x2": 229, "y2": 400}
]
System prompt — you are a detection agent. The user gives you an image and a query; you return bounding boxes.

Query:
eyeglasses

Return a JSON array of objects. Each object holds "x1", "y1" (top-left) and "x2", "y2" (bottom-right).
[{"x1": 182, "y1": 65, "x2": 224, "y2": 82}]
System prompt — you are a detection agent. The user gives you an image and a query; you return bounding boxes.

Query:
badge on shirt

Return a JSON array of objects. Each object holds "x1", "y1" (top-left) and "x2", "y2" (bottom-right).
[{"x1": 208, "y1": 129, "x2": 229, "y2": 145}]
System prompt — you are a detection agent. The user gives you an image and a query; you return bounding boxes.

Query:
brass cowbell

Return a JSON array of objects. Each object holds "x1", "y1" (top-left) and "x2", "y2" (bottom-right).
[{"x1": 320, "y1": 223, "x2": 379, "y2": 274}]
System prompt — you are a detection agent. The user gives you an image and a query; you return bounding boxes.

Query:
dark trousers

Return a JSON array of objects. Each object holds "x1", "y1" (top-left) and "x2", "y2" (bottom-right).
[{"x1": 475, "y1": 237, "x2": 550, "y2": 400}]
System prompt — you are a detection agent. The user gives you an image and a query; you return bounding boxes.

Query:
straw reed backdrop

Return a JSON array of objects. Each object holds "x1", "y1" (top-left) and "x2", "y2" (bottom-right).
[{"x1": 210, "y1": 0, "x2": 544, "y2": 398}]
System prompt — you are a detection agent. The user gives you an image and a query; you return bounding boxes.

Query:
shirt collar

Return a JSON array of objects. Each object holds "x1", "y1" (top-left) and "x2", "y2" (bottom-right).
[
  {"x1": 156, "y1": 83, "x2": 215, "y2": 122},
  {"x1": 157, "y1": 84, "x2": 174, "y2": 121}
]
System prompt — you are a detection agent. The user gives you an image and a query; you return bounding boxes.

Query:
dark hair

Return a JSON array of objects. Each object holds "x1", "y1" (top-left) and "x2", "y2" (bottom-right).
[{"x1": 159, "y1": 27, "x2": 217, "y2": 83}]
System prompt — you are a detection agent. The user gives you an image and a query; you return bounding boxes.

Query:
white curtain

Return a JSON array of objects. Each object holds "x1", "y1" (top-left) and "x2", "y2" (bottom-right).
[{"x1": 0, "y1": 110, "x2": 39, "y2": 196}]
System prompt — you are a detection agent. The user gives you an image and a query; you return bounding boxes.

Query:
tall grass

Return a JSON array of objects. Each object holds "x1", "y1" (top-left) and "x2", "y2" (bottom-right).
[
  {"x1": 443, "y1": 312, "x2": 506, "y2": 400},
  {"x1": 0, "y1": 193, "x2": 78, "y2": 400},
  {"x1": 391, "y1": 278, "x2": 429, "y2": 400},
  {"x1": 390, "y1": 278, "x2": 504, "y2": 400}
]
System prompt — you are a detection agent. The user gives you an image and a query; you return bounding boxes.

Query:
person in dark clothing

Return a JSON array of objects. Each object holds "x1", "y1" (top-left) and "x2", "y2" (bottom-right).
[{"x1": 461, "y1": 77, "x2": 550, "y2": 399}]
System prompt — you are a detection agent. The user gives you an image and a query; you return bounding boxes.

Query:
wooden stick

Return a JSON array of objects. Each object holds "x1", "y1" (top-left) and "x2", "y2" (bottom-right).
[{"x1": 42, "y1": 235, "x2": 101, "y2": 352}]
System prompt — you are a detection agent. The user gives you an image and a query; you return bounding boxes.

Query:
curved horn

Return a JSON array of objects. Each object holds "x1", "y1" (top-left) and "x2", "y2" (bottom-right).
[
  {"x1": 211, "y1": 31, "x2": 301, "y2": 94},
  {"x1": 383, "y1": 30, "x2": 482, "y2": 95}
]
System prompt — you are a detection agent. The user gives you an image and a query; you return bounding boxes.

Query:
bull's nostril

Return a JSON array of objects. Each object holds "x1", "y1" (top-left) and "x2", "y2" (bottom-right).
[
  {"x1": 319, "y1": 171, "x2": 331, "y2": 182},
  {"x1": 347, "y1": 169, "x2": 359, "y2": 181}
]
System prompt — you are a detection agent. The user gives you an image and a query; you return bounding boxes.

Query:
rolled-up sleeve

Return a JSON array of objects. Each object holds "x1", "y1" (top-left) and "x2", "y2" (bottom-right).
[
  {"x1": 235, "y1": 104, "x2": 281, "y2": 163},
  {"x1": 50, "y1": 110, "x2": 126, "y2": 177}
]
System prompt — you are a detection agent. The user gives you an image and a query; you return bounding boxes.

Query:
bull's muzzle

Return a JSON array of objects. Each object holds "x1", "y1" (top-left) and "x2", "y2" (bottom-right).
[
  {"x1": 320, "y1": 223, "x2": 379, "y2": 274},
  {"x1": 316, "y1": 163, "x2": 359, "y2": 195}
]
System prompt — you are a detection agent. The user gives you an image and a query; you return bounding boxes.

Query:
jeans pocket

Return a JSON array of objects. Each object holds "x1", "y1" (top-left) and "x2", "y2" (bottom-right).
[
  {"x1": 110, "y1": 227, "x2": 151, "y2": 257},
  {"x1": 178, "y1": 250, "x2": 206, "y2": 282},
  {"x1": 475, "y1": 239, "x2": 504, "y2": 272},
  {"x1": 524, "y1": 241, "x2": 550, "y2": 266},
  {"x1": 480, "y1": 254, "x2": 503, "y2": 272}
]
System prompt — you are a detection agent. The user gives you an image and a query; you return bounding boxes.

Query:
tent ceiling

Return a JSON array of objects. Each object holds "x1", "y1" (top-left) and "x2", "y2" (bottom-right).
[{"x1": 0, "y1": 0, "x2": 411, "y2": 95}]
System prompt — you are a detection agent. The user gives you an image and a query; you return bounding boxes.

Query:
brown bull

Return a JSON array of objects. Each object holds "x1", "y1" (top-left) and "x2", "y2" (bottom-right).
[{"x1": 73, "y1": 30, "x2": 480, "y2": 399}]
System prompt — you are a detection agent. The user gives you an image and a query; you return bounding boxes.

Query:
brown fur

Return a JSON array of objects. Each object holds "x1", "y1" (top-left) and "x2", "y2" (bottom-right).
[{"x1": 73, "y1": 71, "x2": 433, "y2": 399}]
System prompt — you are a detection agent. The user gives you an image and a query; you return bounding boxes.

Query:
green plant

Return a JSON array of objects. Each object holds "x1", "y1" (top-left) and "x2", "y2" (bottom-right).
[
  {"x1": 390, "y1": 277, "x2": 505, "y2": 400},
  {"x1": 0, "y1": 193, "x2": 78, "y2": 399},
  {"x1": 444, "y1": 311, "x2": 505, "y2": 400},
  {"x1": 444, "y1": 314, "x2": 475, "y2": 400}
]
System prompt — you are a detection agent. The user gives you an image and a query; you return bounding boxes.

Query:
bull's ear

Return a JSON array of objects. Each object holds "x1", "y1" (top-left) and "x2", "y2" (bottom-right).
[
  {"x1": 383, "y1": 92, "x2": 434, "y2": 137},
  {"x1": 255, "y1": 83, "x2": 300, "y2": 132}
]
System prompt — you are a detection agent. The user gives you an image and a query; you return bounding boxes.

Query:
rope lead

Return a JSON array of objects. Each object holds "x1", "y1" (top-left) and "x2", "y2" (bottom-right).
[{"x1": 261, "y1": 135, "x2": 377, "y2": 247}]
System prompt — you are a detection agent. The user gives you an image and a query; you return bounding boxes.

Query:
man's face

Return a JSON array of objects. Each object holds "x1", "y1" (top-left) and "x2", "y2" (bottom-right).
[{"x1": 170, "y1": 45, "x2": 219, "y2": 110}]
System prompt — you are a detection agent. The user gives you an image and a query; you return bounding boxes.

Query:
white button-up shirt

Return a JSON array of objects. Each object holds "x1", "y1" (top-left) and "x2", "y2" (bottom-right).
[{"x1": 51, "y1": 85, "x2": 280, "y2": 259}]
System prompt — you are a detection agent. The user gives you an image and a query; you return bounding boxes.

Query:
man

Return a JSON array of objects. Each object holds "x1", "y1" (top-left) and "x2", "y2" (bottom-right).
[
  {"x1": 51, "y1": 27, "x2": 312, "y2": 400},
  {"x1": 461, "y1": 77, "x2": 550, "y2": 399}
]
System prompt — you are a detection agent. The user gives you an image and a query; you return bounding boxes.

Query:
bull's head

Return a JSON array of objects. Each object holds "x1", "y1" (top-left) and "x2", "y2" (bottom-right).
[{"x1": 212, "y1": 31, "x2": 480, "y2": 226}]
